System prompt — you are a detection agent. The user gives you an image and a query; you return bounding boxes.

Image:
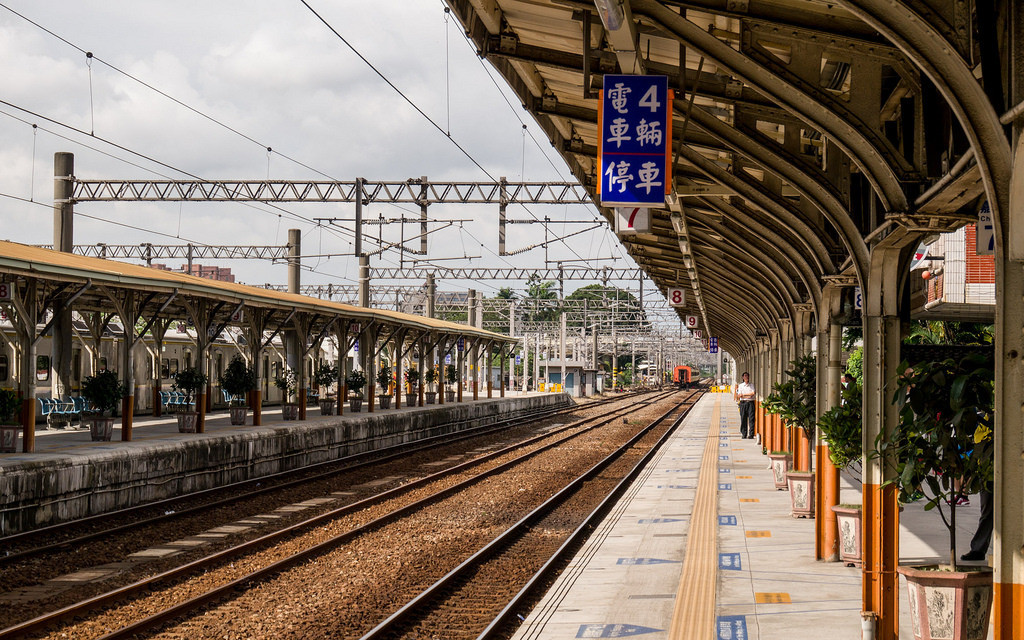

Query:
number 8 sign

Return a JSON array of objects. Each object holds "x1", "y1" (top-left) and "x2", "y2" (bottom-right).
[
  {"x1": 0, "y1": 282, "x2": 11, "y2": 301},
  {"x1": 667, "y1": 287, "x2": 686, "y2": 307}
]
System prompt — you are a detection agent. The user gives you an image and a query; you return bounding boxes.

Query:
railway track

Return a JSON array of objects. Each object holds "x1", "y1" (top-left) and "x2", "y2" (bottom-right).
[{"x1": 0, "y1": 389, "x2": 684, "y2": 639}]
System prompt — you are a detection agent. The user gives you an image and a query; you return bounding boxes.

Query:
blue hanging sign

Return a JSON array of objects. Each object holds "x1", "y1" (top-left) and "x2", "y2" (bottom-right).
[
  {"x1": 457, "y1": 337, "x2": 465, "y2": 352},
  {"x1": 598, "y1": 75, "x2": 672, "y2": 207}
]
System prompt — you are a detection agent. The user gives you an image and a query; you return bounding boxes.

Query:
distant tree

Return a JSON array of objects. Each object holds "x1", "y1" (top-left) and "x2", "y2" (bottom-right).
[
  {"x1": 566, "y1": 284, "x2": 645, "y2": 330},
  {"x1": 523, "y1": 274, "x2": 559, "y2": 322}
]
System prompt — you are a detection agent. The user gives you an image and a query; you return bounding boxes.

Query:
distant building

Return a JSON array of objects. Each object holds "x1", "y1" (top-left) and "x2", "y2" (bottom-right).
[{"x1": 150, "y1": 263, "x2": 236, "y2": 283}]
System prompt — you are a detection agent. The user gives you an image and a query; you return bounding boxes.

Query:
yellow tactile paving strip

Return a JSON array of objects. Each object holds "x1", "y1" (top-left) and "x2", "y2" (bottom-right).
[{"x1": 667, "y1": 395, "x2": 720, "y2": 640}]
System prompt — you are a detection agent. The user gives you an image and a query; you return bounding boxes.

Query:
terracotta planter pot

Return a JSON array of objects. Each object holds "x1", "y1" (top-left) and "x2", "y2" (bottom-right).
[
  {"x1": 767, "y1": 452, "x2": 792, "y2": 490},
  {"x1": 446, "y1": 390, "x2": 456, "y2": 402},
  {"x1": 281, "y1": 404, "x2": 299, "y2": 421},
  {"x1": 831, "y1": 505, "x2": 863, "y2": 567},
  {"x1": 425, "y1": 391, "x2": 436, "y2": 405},
  {"x1": 229, "y1": 406, "x2": 248, "y2": 426},
  {"x1": 87, "y1": 416, "x2": 115, "y2": 441},
  {"x1": 406, "y1": 393, "x2": 417, "y2": 406},
  {"x1": 319, "y1": 399, "x2": 336, "y2": 416},
  {"x1": 378, "y1": 395, "x2": 392, "y2": 409},
  {"x1": 349, "y1": 398, "x2": 363, "y2": 413},
  {"x1": 176, "y1": 412, "x2": 198, "y2": 433},
  {"x1": 0, "y1": 423, "x2": 19, "y2": 452},
  {"x1": 899, "y1": 564, "x2": 993, "y2": 640},
  {"x1": 786, "y1": 471, "x2": 815, "y2": 518}
]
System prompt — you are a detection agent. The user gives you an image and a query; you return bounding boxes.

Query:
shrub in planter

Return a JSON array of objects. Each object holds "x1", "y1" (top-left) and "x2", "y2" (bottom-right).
[
  {"x1": 219, "y1": 355, "x2": 256, "y2": 425},
  {"x1": 275, "y1": 368, "x2": 298, "y2": 420},
  {"x1": 424, "y1": 367, "x2": 438, "y2": 404},
  {"x1": 404, "y1": 366, "x2": 419, "y2": 405},
  {"x1": 345, "y1": 369, "x2": 366, "y2": 412},
  {"x1": 314, "y1": 363, "x2": 339, "y2": 415},
  {"x1": 376, "y1": 365, "x2": 392, "y2": 409},
  {"x1": 817, "y1": 380, "x2": 863, "y2": 473},
  {"x1": 0, "y1": 387, "x2": 21, "y2": 452},
  {"x1": 173, "y1": 366, "x2": 209, "y2": 432},
  {"x1": 82, "y1": 370, "x2": 127, "y2": 441},
  {"x1": 762, "y1": 354, "x2": 817, "y2": 441},
  {"x1": 877, "y1": 352, "x2": 994, "y2": 640},
  {"x1": 445, "y1": 364, "x2": 458, "y2": 401}
]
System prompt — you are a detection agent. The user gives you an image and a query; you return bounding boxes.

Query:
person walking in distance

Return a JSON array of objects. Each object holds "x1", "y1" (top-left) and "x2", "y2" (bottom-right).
[{"x1": 735, "y1": 372, "x2": 756, "y2": 439}]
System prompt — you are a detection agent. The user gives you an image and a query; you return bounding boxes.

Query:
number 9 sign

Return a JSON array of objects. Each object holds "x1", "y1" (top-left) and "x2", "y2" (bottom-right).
[
  {"x1": 685, "y1": 315, "x2": 698, "y2": 329},
  {"x1": 667, "y1": 287, "x2": 686, "y2": 307}
]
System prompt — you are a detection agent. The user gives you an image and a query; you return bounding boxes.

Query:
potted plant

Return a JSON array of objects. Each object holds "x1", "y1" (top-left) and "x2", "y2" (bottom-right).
[
  {"x1": 445, "y1": 364, "x2": 458, "y2": 402},
  {"x1": 819, "y1": 379, "x2": 864, "y2": 566},
  {"x1": 81, "y1": 370, "x2": 126, "y2": 441},
  {"x1": 345, "y1": 369, "x2": 366, "y2": 413},
  {"x1": 766, "y1": 450, "x2": 792, "y2": 490},
  {"x1": 763, "y1": 355, "x2": 816, "y2": 510},
  {"x1": 173, "y1": 366, "x2": 208, "y2": 433},
  {"x1": 0, "y1": 388, "x2": 21, "y2": 452},
  {"x1": 376, "y1": 365, "x2": 392, "y2": 409},
  {"x1": 219, "y1": 355, "x2": 256, "y2": 425},
  {"x1": 424, "y1": 366, "x2": 438, "y2": 404},
  {"x1": 877, "y1": 352, "x2": 994, "y2": 640},
  {"x1": 404, "y1": 366, "x2": 418, "y2": 406},
  {"x1": 314, "y1": 362, "x2": 339, "y2": 416},
  {"x1": 274, "y1": 367, "x2": 298, "y2": 420}
]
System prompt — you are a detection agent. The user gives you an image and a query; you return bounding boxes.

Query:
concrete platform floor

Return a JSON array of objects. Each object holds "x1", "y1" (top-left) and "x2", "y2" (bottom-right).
[{"x1": 513, "y1": 393, "x2": 993, "y2": 640}]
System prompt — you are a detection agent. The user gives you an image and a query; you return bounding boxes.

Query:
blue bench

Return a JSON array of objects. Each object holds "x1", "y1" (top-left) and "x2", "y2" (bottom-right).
[
  {"x1": 307, "y1": 390, "x2": 320, "y2": 405},
  {"x1": 159, "y1": 390, "x2": 193, "y2": 411},
  {"x1": 38, "y1": 397, "x2": 82, "y2": 428},
  {"x1": 221, "y1": 388, "x2": 245, "y2": 406}
]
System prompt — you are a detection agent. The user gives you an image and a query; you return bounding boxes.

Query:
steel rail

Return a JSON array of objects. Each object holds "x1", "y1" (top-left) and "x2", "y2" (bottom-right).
[
  {"x1": 0, "y1": 390, "x2": 669, "y2": 640},
  {"x1": 0, "y1": 395, "x2": 631, "y2": 560},
  {"x1": 359, "y1": 391, "x2": 701, "y2": 640}
]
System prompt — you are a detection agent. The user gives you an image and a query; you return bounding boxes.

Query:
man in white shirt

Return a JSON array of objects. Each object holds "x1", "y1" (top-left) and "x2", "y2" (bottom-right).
[{"x1": 734, "y1": 372, "x2": 756, "y2": 438}]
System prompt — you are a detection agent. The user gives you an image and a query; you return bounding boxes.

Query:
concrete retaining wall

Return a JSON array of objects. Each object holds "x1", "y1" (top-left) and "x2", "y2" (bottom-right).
[{"x1": 0, "y1": 394, "x2": 573, "y2": 536}]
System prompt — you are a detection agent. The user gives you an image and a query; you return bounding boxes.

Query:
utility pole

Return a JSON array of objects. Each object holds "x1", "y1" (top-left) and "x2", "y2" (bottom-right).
[
  {"x1": 354, "y1": 178, "x2": 363, "y2": 259},
  {"x1": 52, "y1": 152, "x2": 74, "y2": 404},
  {"x1": 560, "y1": 311, "x2": 567, "y2": 395},
  {"x1": 286, "y1": 229, "x2": 304, "y2": 419}
]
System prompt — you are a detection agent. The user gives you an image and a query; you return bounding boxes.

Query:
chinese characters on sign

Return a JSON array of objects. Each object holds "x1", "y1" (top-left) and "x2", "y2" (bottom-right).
[
  {"x1": 599, "y1": 75, "x2": 672, "y2": 207},
  {"x1": 710, "y1": 336, "x2": 719, "y2": 354}
]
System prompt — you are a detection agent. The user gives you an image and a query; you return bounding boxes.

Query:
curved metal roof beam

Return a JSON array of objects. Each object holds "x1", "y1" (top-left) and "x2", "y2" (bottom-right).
[
  {"x1": 685, "y1": 104, "x2": 870, "y2": 281},
  {"x1": 676, "y1": 144, "x2": 833, "y2": 274},
  {"x1": 632, "y1": 0, "x2": 909, "y2": 214},
  {"x1": 690, "y1": 225, "x2": 799, "y2": 307},
  {"x1": 698, "y1": 257, "x2": 788, "y2": 323},
  {"x1": 837, "y1": 0, "x2": 1010, "y2": 225},
  {"x1": 695, "y1": 195, "x2": 823, "y2": 311}
]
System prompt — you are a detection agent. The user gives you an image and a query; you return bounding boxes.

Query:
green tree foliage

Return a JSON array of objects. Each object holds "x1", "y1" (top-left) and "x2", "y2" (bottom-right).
[
  {"x1": 762, "y1": 354, "x2": 817, "y2": 440},
  {"x1": 523, "y1": 274, "x2": 559, "y2": 322}
]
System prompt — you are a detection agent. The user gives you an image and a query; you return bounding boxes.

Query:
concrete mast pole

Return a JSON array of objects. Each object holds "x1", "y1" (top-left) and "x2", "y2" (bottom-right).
[
  {"x1": 427, "y1": 273, "x2": 437, "y2": 405},
  {"x1": 468, "y1": 290, "x2": 478, "y2": 400},
  {"x1": 285, "y1": 229, "x2": 306, "y2": 419},
  {"x1": 52, "y1": 153, "x2": 74, "y2": 405},
  {"x1": 358, "y1": 255, "x2": 371, "y2": 411},
  {"x1": 507, "y1": 300, "x2": 515, "y2": 396},
  {"x1": 560, "y1": 311, "x2": 567, "y2": 395}
]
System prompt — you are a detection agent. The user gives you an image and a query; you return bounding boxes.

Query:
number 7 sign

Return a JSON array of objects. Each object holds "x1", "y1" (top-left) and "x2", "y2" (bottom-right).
[{"x1": 667, "y1": 287, "x2": 686, "y2": 307}]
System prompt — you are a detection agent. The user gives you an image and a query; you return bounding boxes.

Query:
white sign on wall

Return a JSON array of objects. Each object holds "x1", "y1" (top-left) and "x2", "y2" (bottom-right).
[
  {"x1": 666, "y1": 287, "x2": 686, "y2": 307},
  {"x1": 693, "y1": 330, "x2": 703, "y2": 339},
  {"x1": 977, "y1": 202, "x2": 994, "y2": 255},
  {"x1": 685, "y1": 315, "x2": 698, "y2": 329},
  {"x1": 615, "y1": 207, "x2": 651, "y2": 235},
  {"x1": 0, "y1": 282, "x2": 11, "y2": 302}
]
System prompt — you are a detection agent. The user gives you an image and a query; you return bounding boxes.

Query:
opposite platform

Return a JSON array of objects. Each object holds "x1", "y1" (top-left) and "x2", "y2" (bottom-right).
[{"x1": 0, "y1": 391, "x2": 571, "y2": 535}]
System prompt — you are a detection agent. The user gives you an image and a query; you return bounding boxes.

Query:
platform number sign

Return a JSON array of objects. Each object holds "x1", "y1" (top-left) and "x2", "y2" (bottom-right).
[
  {"x1": 598, "y1": 75, "x2": 672, "y2": 207},
  {"x1": 693, "y1": 330, "x2": 702, "y2": 339},
  {"x1": 0, "y1": 282, "x2": 10, "y2": 302},
  {"x1": 853, "y1": 286, "x2": 863, "y2": 310},
  {"x1": 614, "y1": 207, "x2": 650, "y2": 235},
  {"x1": 977, "y1": 201, "x2": 994, "y2": 255},
  {"x1": 685, "y1": 315, "x2": 698, "y2": 329},
  {"x1": 667, "y1": 287, "x2": 686, "y2": 307}
]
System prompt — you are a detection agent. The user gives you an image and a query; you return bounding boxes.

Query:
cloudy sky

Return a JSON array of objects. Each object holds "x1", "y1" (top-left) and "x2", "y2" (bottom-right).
[{"x1": 0, "y1": 0, "x2": 649, "y2": 300}]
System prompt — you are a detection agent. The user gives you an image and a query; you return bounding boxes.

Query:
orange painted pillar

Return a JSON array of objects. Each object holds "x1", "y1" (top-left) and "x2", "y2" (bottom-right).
[
  {"x1": 253, "y1": 389, "x2": 262, "y2": 426},
  {"x1": 774, "y1": 415, "x2": 783, "y2": 453},
  {"x1": 816, "y1": 443, "x2": 840, "y2": 561},
  {"x1": 197, "y1": 391, "x2": 206, "y2": 433},
  {"x1": 862, "y1": 482, "x2": 900, "y2": 640},
  {"x1": 298, "y1": 388, "x2": 307, "y2": 420},
  {"x1": 121, "y1": 395, "x2": 134, "y2": 441},
  {"x1": 21, "y1": 398, "x2": 35, "y2": 453},
  {"x1": 994, "y1": 584, "x2": 1024, "y2": 639},
  {"x1": 368, "y1": 383, "x2": 375, "y2": 413}
]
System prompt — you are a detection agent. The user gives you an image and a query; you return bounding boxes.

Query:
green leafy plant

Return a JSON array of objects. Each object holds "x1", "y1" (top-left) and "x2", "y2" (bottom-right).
[
  {"x1": 313, "y1": 362, "x2": 339, "y2": 396},
  {"x1": 817, "y1": 380, "x2": 862, "y2": 472},
  {"x1": 173, "y1": 366, "x2": 209, "y2": 408},
  {"x1": 404, "y1": 366, "x2": 419, "y2": 386},
  {"x1": 219, "y1": 355, "x2": 256, "y2": 406},
  {"x1": 376, "y1": 365, "x2": 392, "y2": 393},
  {"x1": 445, "y1": 364, "x2": 458, "y2": 386},
  {"x1": 762, "y1": 354, "x2": 817, "y2": 439},
  {"x1": 345, "y1": 369, "x2": 367, "y2": 398},
  {"x1": 424, "y1": 366, "x2": 438, "y2": 387},
  {"x1": 274, "y1": 367, "x2": 297, "y2": 401},
  {"x1": 877, "y1": 352, "x2": 994, "y2": 570},
  {"x1": 0, "y1": 388, "x2": 21, "y2": 424},
  {"x1": 82, "y1": 369, "x2": 127, "y2": 416}
]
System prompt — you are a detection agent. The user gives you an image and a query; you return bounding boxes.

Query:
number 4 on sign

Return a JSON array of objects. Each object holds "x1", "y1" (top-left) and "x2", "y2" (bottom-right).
[{"x1": 667, "y1": 287, "x2": 686, "y2": 307}]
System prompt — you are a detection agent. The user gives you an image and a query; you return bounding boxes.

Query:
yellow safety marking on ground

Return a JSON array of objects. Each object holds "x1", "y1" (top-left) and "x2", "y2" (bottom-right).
[
  {"x1": 755, "y1": 592, "x2": 792, "y2": 604},
  {"x1": 745, "y1": 530, "x2": 772, "y2": 538},
  {"x1": 739, "y1": 498, "x2": 759, "y2": 503},
  {"x1": 736, "y1": 475, "x2": 752, "y2": 479},
  {"x1": 668, "y1": 396, "x2": 720, "y2": 640}
]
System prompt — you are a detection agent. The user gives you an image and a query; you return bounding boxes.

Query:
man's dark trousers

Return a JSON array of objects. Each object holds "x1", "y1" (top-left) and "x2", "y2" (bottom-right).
[{"x1": 739, "y1": 400, "x2": 755, "y2": 438}]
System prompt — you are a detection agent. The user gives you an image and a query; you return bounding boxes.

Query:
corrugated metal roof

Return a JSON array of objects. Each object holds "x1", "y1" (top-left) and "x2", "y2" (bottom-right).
[{"x1": 0, "y1": 240, "x2": 513, "y2": 342}]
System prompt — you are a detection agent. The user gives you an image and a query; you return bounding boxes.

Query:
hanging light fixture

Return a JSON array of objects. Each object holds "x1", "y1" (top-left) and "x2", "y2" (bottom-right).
[{"x1": 593, "y1": 0, "x2": 625, "y2": 31}]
